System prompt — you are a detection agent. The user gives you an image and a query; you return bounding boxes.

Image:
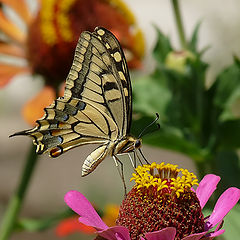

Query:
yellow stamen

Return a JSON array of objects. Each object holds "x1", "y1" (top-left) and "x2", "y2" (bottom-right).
[
  {"x1": 40, "y1": 0, "x2": 75, "y2": 45},
  {"x1": 40, "y1": 0, "x2": 57, "y2": 45},
  {"x1": 57, "y1": 0, "x2": 76, "y2": 42},
  {"x1": 131, "y1": 162, "x2": 198, "y2": 198},
  {"x1": 106, "y1": 0, "x2": 135, "y2": 24}
]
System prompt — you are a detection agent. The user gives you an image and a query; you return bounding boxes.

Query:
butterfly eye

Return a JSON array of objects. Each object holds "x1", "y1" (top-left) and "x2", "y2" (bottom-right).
[{"x1": 135, "y1": 139, "x2": 141, "y2": 149}]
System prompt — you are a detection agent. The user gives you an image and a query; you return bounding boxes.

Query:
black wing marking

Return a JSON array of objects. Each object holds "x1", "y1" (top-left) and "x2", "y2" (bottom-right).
[{"x1": 94, "y1": 27, "x2": 132, "y2": 133}]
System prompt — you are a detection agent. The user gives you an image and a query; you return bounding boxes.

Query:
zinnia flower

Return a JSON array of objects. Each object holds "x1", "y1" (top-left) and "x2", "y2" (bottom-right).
[
  {"x1": 0, "y1": 0, "x2": 144, "y2": 125},
  {"x1": 64, "y1": 162, "x2": 240, "y2": 240}
]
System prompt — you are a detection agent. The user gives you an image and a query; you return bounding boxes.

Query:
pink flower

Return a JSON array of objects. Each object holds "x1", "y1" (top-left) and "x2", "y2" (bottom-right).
[{"x1": 64, "y1": 174, "x2": 240, "y2": 240}]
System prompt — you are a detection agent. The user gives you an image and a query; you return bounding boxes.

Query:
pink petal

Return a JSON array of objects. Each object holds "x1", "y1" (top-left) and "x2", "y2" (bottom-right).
[
  {"x1": 78, "y1": 216, "x2": 99, "y2": 229},
  {"x1": 144, "y1": 227, "x2": 176, "y2": 240},
  {"x1": 205, "y1": 187, "x2": 240, "y2": 230},
  {"x1": 200, "y1": 229, "x2": 225, "y2": 240},
  {"x1": 115, "y1": 232, "x2": 130, "y2": 240},
  {"x1": 98, "y1": 226, "x2": 131, "y2": 240},
  {"x1": 196, "y1": 174, "x2": 221, "y2": 209},
  {"x1": 182, "y1": 232, "x2": 207, "y2": 240},
  {"x1": 214, "y1": 220, "x2": 223, "y2": 232},
  {"x1": 64, "y1": 191, "x2": 108, "y2": 230}
]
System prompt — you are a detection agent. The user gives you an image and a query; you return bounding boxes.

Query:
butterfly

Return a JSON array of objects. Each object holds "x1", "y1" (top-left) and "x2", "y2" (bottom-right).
[{"x1": 11, "y1": 27, "x2": 144, "y2": 178}]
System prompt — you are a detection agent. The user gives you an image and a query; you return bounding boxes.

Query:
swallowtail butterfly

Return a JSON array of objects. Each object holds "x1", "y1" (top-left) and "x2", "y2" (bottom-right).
[{"x1": 11, "y1": 27, "x2": 143, "y2": 177}]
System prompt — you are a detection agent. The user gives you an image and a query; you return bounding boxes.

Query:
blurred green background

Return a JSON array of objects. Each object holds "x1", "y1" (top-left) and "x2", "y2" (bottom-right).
[{"x1": 0, "y1": 0, "x2": 240, "y2": 239}]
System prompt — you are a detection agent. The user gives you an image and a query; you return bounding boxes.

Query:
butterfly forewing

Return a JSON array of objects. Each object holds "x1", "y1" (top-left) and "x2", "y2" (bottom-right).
[
  {"x1": 65, "y1": 28, "x2": 130, "y2": 136},
  {"x1": 94, "y1": 27, "x2": 132, "y2": 133}
]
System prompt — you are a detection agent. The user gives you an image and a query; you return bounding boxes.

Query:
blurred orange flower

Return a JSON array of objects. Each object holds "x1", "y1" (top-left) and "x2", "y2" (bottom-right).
[
  {"x1": 56, "y1": 216, "x2": 96, "y2": 237},
  {"x1": 102, "y1": 204, "x2": 119, "y2": 227},
  {"x1": 0, "y1": 0, "x2": 144, "y2": 125}
]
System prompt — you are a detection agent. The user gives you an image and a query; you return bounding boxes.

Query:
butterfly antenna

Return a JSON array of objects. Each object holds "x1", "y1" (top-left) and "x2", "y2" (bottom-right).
[{"x1": 138, "y1": 113, "x2": 160, "y2": 138}]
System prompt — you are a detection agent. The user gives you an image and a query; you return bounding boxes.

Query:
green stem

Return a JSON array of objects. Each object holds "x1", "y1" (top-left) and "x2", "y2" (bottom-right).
[
  {"x1": 0, "y1": 144, "x2": 38, "y2": 240},
  {"x1": 171, "y1": 0, "x2": 187, "y2": 49}
]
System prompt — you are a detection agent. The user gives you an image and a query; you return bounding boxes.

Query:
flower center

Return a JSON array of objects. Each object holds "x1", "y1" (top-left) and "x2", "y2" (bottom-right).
[
  {"x1": 131, "y1": 162, "x2": 199, "y2": 198},
  {"x1": 116, "y1": 162, "x2": 205, "y2": 240},
  {"x1": 40, "y1": 0, "x2": 76, "y2": 45},
  {"x1": 27, "y1": 0, "x2": 80, "y2": 87}
]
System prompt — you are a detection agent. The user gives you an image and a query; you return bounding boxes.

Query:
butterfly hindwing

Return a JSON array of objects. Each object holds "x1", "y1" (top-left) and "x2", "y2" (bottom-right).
[{"x1": 16, "y1": 97, "x2": 119, "y2": 157}]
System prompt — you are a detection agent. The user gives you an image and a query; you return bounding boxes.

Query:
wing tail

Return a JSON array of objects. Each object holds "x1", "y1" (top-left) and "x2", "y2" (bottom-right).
[{"x1": 9, "y1": 129, "x2": 33, "y2": 137}]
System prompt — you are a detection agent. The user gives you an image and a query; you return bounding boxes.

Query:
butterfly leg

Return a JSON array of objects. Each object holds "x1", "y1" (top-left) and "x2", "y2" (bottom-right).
[
  {"x1": 134, "y1": 150, "x2": 144, "y2": 166},
  {"x1": 127, "y1": 153, "x2": 136, "y2": 168},
  {"x1": 113, "y1": 155, "x2": 127, "y2": 197}
]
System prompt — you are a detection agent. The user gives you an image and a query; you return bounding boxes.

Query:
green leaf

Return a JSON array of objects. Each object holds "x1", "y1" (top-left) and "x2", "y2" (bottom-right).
[
  {"x1": 200, "y1": 81, "x2": 221, "y2": 149},
  {"x1": 188, "y1": 21, "x2": 211, "y2": 58},
  {"x1": 132, "y1": 74, "x2": 172, "y2": 118},
  {"x1": 131, "y1": 115, "x2": 158, "y2": 137},
  {"x1": 215, "y1": 151, "x2": 240, "y2": 190},
  {"x1": 163, "y1": 56, "x2": 208, "y2": 135},
  {"x1": 201, "y1": 207, "x2": 212, "y2": 219},
  {"x1": 143, "y1": 126, "x2": 208, "y2": 163},
  {"x1": 152, "y1": 25, "x2": 172, "y2": 63},
  {"x1": 189, "y1": 21, "x2": 201, "y2": 53},
  {"x1": 198, "y1": 45, "x2": 211, "y2": 57},
  {"x1": 217, "y1": 119, "x2": 240, "y2": 149},
  {"x1": 233, "y1": 55, "x2": 240, "y2": 68},
  {"x1": 220, "y1": 87, "x2": 240, "y2": 121},
  {"x1": 223, "y1": 204, "x2": 240, "y2": 240},
  {"x1": 213, "y1": 60, "x2": 240, "y2": 120}
]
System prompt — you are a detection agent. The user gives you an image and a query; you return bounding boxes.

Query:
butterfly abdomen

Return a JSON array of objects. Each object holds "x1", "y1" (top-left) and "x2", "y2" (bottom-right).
[{"x1": 82, "y1": 143, "x2": 112, "y2": 176}]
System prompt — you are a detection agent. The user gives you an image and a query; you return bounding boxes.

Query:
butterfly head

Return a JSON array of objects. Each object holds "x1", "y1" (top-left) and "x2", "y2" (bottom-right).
[
  {"x1": 115, "y1": 136, "x2": 142, "y2": 154},
  {"x1": 134, "y1": 138, "x2": 142, "y2": 149}
]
